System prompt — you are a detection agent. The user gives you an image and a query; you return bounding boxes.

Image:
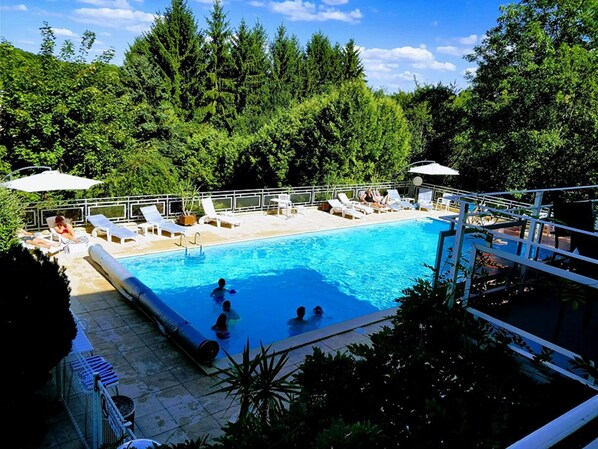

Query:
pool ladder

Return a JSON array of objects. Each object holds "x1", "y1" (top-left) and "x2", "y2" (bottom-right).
[{"x1": 178, "y1": 232, "x2": 203, "y2": 256}]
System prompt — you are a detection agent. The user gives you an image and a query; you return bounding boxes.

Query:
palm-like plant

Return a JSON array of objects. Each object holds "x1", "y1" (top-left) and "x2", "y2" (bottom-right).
[{"x1": 211, "y1": 340, "x2": 299, "y2": 422}]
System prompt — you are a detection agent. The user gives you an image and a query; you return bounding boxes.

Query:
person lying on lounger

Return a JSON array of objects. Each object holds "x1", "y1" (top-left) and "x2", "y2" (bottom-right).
[{"x1": 19, "y1": 230, "x2": 62, "y2": 250}]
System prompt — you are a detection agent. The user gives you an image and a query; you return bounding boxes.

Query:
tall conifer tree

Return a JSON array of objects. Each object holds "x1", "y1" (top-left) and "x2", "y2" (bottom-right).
[
  {"x1": 342, "y1": 38, "x2": 365, "y2": 81},
  {"x1": 202, "y1": 0, "x2": 236, "y2": 130},
  {"x1": 122, "y1": 0, "x2": 204, "y2": 119},
  {"x1": 304, "y1": 32, "x2": 340, "y2": 97},
  {"x1": 269, "y1": 25, "x2": 303, "y2": 109},
  {"x1": 231, "y1": 20, "x2": 269, "y2": 122}
]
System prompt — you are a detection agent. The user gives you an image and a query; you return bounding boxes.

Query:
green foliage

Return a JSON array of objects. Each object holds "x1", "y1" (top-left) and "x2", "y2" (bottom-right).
[
  {"x1": 211, "y1": 341, "x2": 299, "y2": 422},
  {"x1": 453, "y1": 0, "x2": 598, "y2": 191},
  {"x1": 268, "y1": 25, "x2": 304, "y2": 112},
  {"x1": 394, "y1": 82, "x2": 464, "y2": 178},
  {"x1": 304, "y1": 32, "x2": 342, "y2": 97},
  {"x1": 177, "y1": 178, "x2": 200, "y2": 215},
  {"x1": 100, "y1": 142, "x2": 180, "y2": 196},
  {"x1": 122, "y1": 0, "x2": 205, "y2": 120},
  {"x1": 237, "y1": 81, "x2": 410, "y2": 187},
  {"x1": 0, "y1": 187, "x2": 25, "y2": 251},
  {"x1": 0, "y1": 30, "x2": 132, "y2": 189},
  {"x1": 0, "y1": 245, "x2": 76, "y2": 447},
  {"x1": 183, "y1": 126, "x2": 245, "y2": 190},
  {"x1": 202, "y1": 0, "x2": 236, "y2": 130},
  {"x1": 341, "y1": 38, "x2": 365, "y2": 81},
  {"x1": 231, "y1": 20, "x2": 270, "y2": 133}
]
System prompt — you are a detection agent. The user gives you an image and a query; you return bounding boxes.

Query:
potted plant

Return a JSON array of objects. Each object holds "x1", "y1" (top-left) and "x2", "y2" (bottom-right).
[{"x1": 177, "y1": 179, "x2": 199, "y2": 226}]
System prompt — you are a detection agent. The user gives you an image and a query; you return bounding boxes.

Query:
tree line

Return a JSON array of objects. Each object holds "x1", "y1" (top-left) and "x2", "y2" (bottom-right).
[{"x1": 0, "y1": 0, "x2": 595, "y2": 199}]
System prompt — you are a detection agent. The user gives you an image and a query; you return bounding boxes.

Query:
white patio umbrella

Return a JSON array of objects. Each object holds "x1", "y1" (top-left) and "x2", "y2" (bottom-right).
[
  {"x1": 408, "y1": 162, "x2": 459, "y2": 176},
  {"x1": 1, "y1": 169, "x2": 102, "y2": 192}
]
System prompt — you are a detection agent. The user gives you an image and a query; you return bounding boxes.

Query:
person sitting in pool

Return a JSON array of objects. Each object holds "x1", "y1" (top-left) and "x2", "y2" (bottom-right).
[
  {"x1": 211, "y1": 278, "x2": 236, "y2": 302},
  {"x1": 211, "y1": 313, "x2": 230, "y2": 339},
  {"x1": 222, "y1": 300, "x2": 240, "y2": 321},
  {"x1": 287, "y1": 306, "x2": 307, "y2": 336}
]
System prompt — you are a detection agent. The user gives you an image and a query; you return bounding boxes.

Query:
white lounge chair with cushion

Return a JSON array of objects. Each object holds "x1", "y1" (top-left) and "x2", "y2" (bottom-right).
[
  {"x1": 200, "y1": 197, "x2": 241, "y2": 228},
  {"x1": 327, "y1": 199, "x2": 365, "y2": 219},
  {"x1": 338, "y1": 192, "x2": 374, "y2": 214},
  {"x1": 386, "y1": 189, "x2": 416, "y2": 211},
  {"x1": 140, "y1": 205, "x2": 189, "y2": 237},
  {"x1": 417, "y1": 188, "x2": 434, "y2": 211},
  {"x1": 87, "y1": 214, "x2": 138, "y2": 244}
]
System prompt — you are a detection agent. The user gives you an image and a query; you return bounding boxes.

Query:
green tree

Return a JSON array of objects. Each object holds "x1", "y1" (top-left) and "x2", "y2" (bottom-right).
[
  {"x1": 231, "y1": 20, "x2": 270, "y2": 132},
  {"x1": 101, "y1": 141, "x2": 181, "y2": 196},
  {"x1": 268, "y1": 24, "x2": 304, "y2": 110},
  {"x1": 341, "y1": 38, "x2": 365, "y2": 82},
  {"x1": 453, "y1": 0, "x2": 598, "y2": 191},
  {"x1": 394, "y1": 83, "x2": 464, "y2": 170},
  {"x1": 0, "y1": 187, "x2": 25, "y2": 252},
  {"x1": 1, "y1": 245, "x2": 76, "y2": 448},
  {"x1": 236, "y1": 81, "x2": 410, "y2": 187},
  {"x1": 122, "y1": 0, "x2": 205, "y2": 119},
  {"x1": 0, "y1": 27, "x2": 129, "y2": 187},
  {"x1": 304, "y1": 32, "x2": 340, "y2": 97},
  {"x1": 202, "y1": 0, "x2": 236, "y2": 130}
]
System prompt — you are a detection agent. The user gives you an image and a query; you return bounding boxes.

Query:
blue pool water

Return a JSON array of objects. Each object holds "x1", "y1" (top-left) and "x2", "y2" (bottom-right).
[{"x1": 120, "y1": 218, "x2": 449, "y2": 357}]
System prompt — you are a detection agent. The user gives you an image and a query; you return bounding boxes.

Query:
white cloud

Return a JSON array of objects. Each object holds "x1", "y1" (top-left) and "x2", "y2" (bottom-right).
[
  {"x1": 456, "y1": 34, "x2": 477, "y2": 45},
  {"x1": 322, "y1": 0, "x2": 349, "y2": 4},
  {"x1": 436, "y1": 45, "x2": 467, "y2": 57},
  {"x1": 464, "y1": 67, "x2": 477, "y2": 77},
  {"x1": 72, "y1": 7, "x2": 156, "y2": 33},
  {"x1": 0, "y1": 4, "x2": 27, "y2": 11},
  {"x1": 255, "y1": 1, "x2": 362, "y2": 23},
  {"x1": 52, "y1": 27, "x2": 78, "y2": 37},
  {"x1": 77, "y1": 0, "x2": 132, "y2": 7},
  {"x1": 359, "y1": 44, "x2": 458, "y2": 92},
  {"x1": 359, "y1": 45, "x2": 454, "y2": 70},
  {"x1": 195, "y1": 0, "x2": 216, "y2": 4},
  {"x1": 414, "y1": 60, "x2": 456, "y2": 71}
]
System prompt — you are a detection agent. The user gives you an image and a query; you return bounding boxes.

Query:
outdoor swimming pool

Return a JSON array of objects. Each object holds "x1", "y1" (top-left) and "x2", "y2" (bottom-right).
[{"x1": 120, "y1": 218, "x2": 449, "y2": 357}]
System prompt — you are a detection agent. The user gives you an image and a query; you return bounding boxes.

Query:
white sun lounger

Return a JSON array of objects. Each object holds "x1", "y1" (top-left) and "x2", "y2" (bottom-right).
[
  {"x1": 140, "y1": 205, "x2": 189, "y2": 237},
  {"x1": 200, "y1": 197, "x2": 241, "y2": 228},
  {"x1": 87, "y1": 214, "x2": 138, "y2": 244},
  {"x1": 327, "y1": 199, "x2": 365, "y2": 219},
  {"x1": 386, "y1": 189, "x2": 416, "y2": 211},
  {"x1": 338, "y1": 192, "x2": 374, "y2": 214}
]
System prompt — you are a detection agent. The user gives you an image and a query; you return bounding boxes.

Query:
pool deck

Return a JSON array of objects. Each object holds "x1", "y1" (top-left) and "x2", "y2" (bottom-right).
[{"x1": 42, "y1": 207, "x2": 447, "y2": 448}]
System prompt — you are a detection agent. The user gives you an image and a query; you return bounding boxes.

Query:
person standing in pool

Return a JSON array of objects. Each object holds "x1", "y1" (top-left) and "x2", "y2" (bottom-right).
[
  {"x1": 211, "y1": 313, "x2": 230, "y2": 339},
  {"x1": 222, "y1": 300, "x2": 240, "y2": 321},
  {"x1": 287, "y1": 306, "x2": 307, "y2": 336},
  {"x1": 210, "y1": 278, "x2": 236, "y2": 302}
]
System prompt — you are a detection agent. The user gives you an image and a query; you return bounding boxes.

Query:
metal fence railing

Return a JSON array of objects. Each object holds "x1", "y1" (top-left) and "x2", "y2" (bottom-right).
[
  {"x1": 23, "y1": 181, "x2": 439, "y2": 231},
  {"x1": 54, "y1": 316, "x2": 136, "y2": 449}
]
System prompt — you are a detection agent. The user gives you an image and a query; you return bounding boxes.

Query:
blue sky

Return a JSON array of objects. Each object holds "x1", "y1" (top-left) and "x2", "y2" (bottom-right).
[{"x1": 0, "y1": 0, "x2": 507, "y2": 92}]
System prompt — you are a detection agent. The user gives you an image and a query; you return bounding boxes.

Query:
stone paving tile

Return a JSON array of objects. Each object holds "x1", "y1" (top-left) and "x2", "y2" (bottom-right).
[
  {"x1": 133, "y1": 392, "x2": 169, "y2": 418},
  {"x1": 134, "y1": 408, "x2": 180, "y2": 440},
  {"x1": 122, "y1": 346, "x2": 170, "y2": 376},
  {"x1": 181, "y1": 414, "x2": 226, "y2": 443}
]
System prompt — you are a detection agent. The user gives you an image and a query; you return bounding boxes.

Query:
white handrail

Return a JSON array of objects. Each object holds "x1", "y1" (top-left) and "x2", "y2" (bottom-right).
[{"x1": 507, "y1": 394, "x2": 598, "y2": 449}]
